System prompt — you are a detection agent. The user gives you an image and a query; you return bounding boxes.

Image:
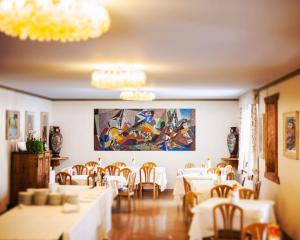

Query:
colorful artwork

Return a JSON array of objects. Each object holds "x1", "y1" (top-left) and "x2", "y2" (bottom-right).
[
  {"x1": 6, "y1": 110, "x2": 20, "y2": 140},
  {"x1": 94, "y1": 109, "x2": 196, "y2": 151},
  {"x1": 283, "y1": 111, "x2": 299, "y2": 160}
]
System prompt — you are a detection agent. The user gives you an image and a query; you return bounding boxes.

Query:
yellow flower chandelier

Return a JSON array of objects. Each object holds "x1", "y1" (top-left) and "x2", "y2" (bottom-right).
[
  {"x1": 120, "y1": 90, "x2": 155, "y2": 101},
  {"x1": 91, "y1": 64, "x2": 146, "y2": 89},
  {"x1": 0, "y1": 0, "x2": 110, "y2": 42}
]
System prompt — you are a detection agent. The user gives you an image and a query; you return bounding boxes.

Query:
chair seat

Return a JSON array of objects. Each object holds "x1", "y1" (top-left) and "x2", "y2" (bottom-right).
[
  {"x1": 118, "y1": 190, "x2": 134, "y2": 197},
  {"x1": 138, "y1": 182, "x2": 159, "y2": 187},
  {"x1": 218, "y1": 230, "x2": 241, "y2": 240}
]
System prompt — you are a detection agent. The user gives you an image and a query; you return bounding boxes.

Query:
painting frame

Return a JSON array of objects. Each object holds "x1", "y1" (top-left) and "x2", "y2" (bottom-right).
[
  {"x1": 94, "y1": 108, "x2": 196, "y2": 151},
  {"x1": 25, "y1": 111, "x2": 36, "y2": 140},
  {"x1": 6, "y1": 110, "x2": 20, "y2": 140},
  {"x1": 40, "y1": 112, "x2": 49, "y2": 144},
  {"x1": 258, "y1": 114, "x2": 265, "y2": 159},
  {"x1": 283, "y1": 111, "x2": 299, "y2": 160}
]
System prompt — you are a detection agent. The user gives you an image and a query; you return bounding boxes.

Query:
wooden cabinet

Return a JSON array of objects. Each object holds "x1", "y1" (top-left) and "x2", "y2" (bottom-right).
[{"x1": 10, "y1": 151, "x2": 51, "y2": 207}]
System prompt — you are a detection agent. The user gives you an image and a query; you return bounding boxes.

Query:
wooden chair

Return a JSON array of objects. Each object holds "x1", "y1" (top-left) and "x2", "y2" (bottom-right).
[
  {"x1": 87, "y1": 172, "x2": 96, "y2": 186},
  {"x1": 239, "y1": 188, "x2": 255, "y2": 200},
  {"x1": 72, "y1": 164, "x2": 88, "y2": 175},
  {"x1": 254, "y1": 181, "x2": 261, "y2": 199},
  {"x1": 207, "y1": 167, "x2": 222, "y2": 175},
  {"x1": 120, "y1": 167, "x2": 132, "y2": 181},
  {"x1": 112, "y1": 161, "x2": 126, "y2": 167},
  {"x1": 117, "y1": 173, "x2": 136, "y2": 211},
  {"x1": 183, "y1": 177, "x2": 192, "y2": 193},
  {"x1": 185, "y1": 162, "x2": 195, "y2": 168},
  {"x1": 142, "y1": 162, "x2": 157, "y2": 168},
  {"x1": 105, "y1": 165, "x2": 120, "y2": 176},
  {"x1": 213, "y1": 203, "x2": 243, "y2": 240},
  {"x1": 184, "y1": 191, "x2": 198, "y2": 225},
  {"x1": 85, "y1": 161, "x2": 99, "y2": 168},
  {"x1": 242, "y1": 223, "x2": 268, "y2": 240},
  {"x1": 139, "y1": 166, "x2": 159, "y2": 199},
  {"x1": 56, "y1": 172, "x2": 72, "y2": 185},
  {"x1": 226, "y1": 172, "x2": 235, "y2": 180},
  {"x1": 216, "y1": 162, "x2": 227, "y2": 168},
  {"x1": 96, "y1": 167, "x2": 105, "y2": 176},
  {"x1": 211, "y1": 185, "x2": 232, "y2": 198}
]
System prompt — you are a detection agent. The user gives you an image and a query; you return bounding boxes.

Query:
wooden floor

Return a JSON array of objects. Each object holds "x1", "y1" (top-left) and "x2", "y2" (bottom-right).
[{"x1": 109, "y1": 190, "x2": 189, "y2": 240}]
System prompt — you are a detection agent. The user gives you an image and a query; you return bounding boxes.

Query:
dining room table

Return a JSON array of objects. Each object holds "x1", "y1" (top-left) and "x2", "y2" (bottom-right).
[
  {"x1": 0, "y1": 185, "x2": 114, "y2": 240},
  {"x1": 188, "y1": 197, "x2": 276, "y2": 240}
]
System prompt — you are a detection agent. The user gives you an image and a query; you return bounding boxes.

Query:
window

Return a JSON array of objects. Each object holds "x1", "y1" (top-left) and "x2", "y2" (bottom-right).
[{"x1": 264, "y1": 93, "x2": 280, "y2": 184}]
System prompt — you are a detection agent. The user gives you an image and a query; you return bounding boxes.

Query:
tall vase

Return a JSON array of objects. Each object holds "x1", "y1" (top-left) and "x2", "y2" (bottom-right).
[
  {"x1": 49, "y1": 126, "x2": 63, "y2": 157},
  {"x1": 227, "y1": 127, "x2": 239, "y2": 158}
]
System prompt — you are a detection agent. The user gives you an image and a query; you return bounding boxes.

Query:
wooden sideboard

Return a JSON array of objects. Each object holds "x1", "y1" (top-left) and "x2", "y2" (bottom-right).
[
  {"x1": 10, "y1": 151, "x2": 51, "y2": 207},
  {"x1": 221, "y1": 157, "x2": 239, "y2": 169}
]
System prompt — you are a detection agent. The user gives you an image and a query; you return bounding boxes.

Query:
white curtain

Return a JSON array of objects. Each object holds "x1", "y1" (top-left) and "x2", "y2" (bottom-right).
[{"x1": 238, "y1": 103, "x2": 258, "y2": 176}]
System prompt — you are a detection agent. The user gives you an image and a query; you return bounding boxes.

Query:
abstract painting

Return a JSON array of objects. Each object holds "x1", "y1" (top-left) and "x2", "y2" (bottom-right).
[
  {"x1": 94, "y1": 109, "x2": 196, "y2": 151},
  {"x1": 6, "y1": 110, "x2": 20, "y2": 140},
  {"x1": 40, "y1": 112, "x2": 49, "y2": 144},
  {"x1": 283, "y1": 111, "x2": 299, "y2": 160}
]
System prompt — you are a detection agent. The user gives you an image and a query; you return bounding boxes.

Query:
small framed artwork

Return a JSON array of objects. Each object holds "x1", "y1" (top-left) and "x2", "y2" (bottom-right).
[
  {"x1": 283, "y1": 111, "x2": 299, "y2": 160},
  {"x1": 40, "y1": 112, "x2": 49, "y2": 143},
  {"x1": 6, "y1": 110, "x2": 20, "y2": 140},
  {"x1": 25, "y1": 111, "x2": 36, "y2": 140}
]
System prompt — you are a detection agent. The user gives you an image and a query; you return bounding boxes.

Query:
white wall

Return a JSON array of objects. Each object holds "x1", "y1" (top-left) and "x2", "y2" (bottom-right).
[
  {"x1": 0, "y1": 88, "x2": 52, "y2": 212},
  {"x1": 53, "y1": 101, "x2": 239, "y2": 188},
  {"x1": 258, "y1": 74, "x2": 300, "y2": 239}
]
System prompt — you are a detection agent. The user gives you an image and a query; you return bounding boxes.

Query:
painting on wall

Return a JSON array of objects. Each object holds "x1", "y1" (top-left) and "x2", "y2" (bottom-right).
[
  {"x1": 283, "y1": 111, "x2": 299, "y2": 160},
  {"x1": 40, "y1": 112, "x2": 49, "y2": 144},
  {"x1": 25, "y1": 111, "x2": 36, "y2": 140},
  {"x1": 94, "y1": 108, "x2": 196, "y2": 151},
  {"x1": 6, "y1": 110, "x2": 20, "y2": 140}
]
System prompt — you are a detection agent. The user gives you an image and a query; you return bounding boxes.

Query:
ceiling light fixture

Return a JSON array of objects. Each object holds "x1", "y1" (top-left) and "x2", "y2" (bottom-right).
[
  {"x1": 120, "y1": 90, "x2": 155, "y2": 101},
  {"x1": 91, "y1": 64, "x2": 146, "y2": 89},
  {"x1": 0, "y1": 0, "x2": 110, "y2": 42}
]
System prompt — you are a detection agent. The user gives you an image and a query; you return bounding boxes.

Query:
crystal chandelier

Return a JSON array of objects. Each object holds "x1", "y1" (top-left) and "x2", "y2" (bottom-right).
[
  {"x1": 120, "y1": 90, "x2": 155, "y2": 101},
  {"x1": 0, "y1": 0, "x2": 110, "y2": 42},
  {"x1": 91, "y1": 64, "x2": 146, "y2": 89}
]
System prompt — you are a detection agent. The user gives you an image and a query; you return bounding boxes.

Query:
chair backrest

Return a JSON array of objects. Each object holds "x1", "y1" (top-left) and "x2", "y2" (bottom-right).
[
  {"x1": 85, "y1": 161, "x2": 99, "y2": 167},
  {"x1": 210, "y1": 185, "x2": 232, "y2": 198},
  {"x1": 183, "y1": 177, "x2": 192, "y2": 193},
  {"x1": 72, "y1": 164, "x2": 88, "y2": 175},
  {"x1": 254, "y1": 181, "x2": 261, "y2": 199},
  {"x1": 112, "y1": 161, "x2": 126, "y2": 167},
  {"x1": 139, "y1": 166, "x2": 155, "y2": 183},
  {"x1": 96, "y1": 167, "x2": 105, "y2": 176},
  {"x1": 56, "y1": 172, "x2": 72, "y2": 185},
  {"x1": 207, "y1": 167, "x2": 222, "y2": 175},
  {"x1": 216, "y1": 162, "x2": 227, "y2": 168},
  {"x1": 185, "y1": 162, "x2": 195, "y2": 168},
  {"x1": 242, "y1": 223, "x2": 268, "y2": 240},
  {"x1": 87, "y1": 172, "x2": 95, "y2": 186},
  {"x1": 105, "y1": 165, "x2": 120, "y2": 176},
  {"x1": 213, "y1": 203, "x2": 243, "y2": 239},
  {"x1": 239, "y1": 188, "x2": 255, "y2": 200},
  {"x1": 142, "y1": 162, "x2": 157, "y2": 168},
  {"x1": 226, "y1": 172, "x2": 235, "y2": 180},
  {"x1": 120, "y1": 167, "x2": 132, "y2": 180},
  {"x1": 127, "y1": 172, "x2": 136, "y2": 193}
]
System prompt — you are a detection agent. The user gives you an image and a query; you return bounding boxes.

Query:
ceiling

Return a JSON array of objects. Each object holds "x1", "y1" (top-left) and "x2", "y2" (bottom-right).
[{"x1": 0, "y1": 0, "x2": 299, "y2": 100}]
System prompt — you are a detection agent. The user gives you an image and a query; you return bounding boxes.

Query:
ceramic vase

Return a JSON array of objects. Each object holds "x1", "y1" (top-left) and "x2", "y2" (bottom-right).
[
  {"x1": 49, "y1": 126, "x2": 63, "y2": 157},
  {"x1": 227, "y1": 127, "x2": 239, "y2": 158}
]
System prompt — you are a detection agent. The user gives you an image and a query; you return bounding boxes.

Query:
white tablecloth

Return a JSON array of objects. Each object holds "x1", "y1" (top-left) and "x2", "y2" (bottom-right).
[
  {"x1": 189, "y1": 198, "x2": 276, "y2": 240},
  {"x1": 173, "y1": 173, "x2": 227, "y2": 201},
  {"x1": 0, "y1": 186, "x2": 114, "y2": 240}
]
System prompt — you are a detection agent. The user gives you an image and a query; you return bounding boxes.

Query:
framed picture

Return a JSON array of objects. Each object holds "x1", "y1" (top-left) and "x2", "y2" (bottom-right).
[
  {"x1": 25, "y1": 111, "x2": 36, "y2": 140},
  {"x1": 283, "y1": 111, "x2": 299, "y2": 160},
  {"x1": 6, "y1": 110, "x2": 20, "y2": 140},
  {"x1": 40, "y1": 112, "x2": 49, "y2": 143}
]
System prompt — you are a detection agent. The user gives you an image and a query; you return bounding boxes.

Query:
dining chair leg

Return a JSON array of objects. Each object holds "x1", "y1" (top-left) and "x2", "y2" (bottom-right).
[{"x1": 128, "y1": 196, "x2": 131, "y2": 211}]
